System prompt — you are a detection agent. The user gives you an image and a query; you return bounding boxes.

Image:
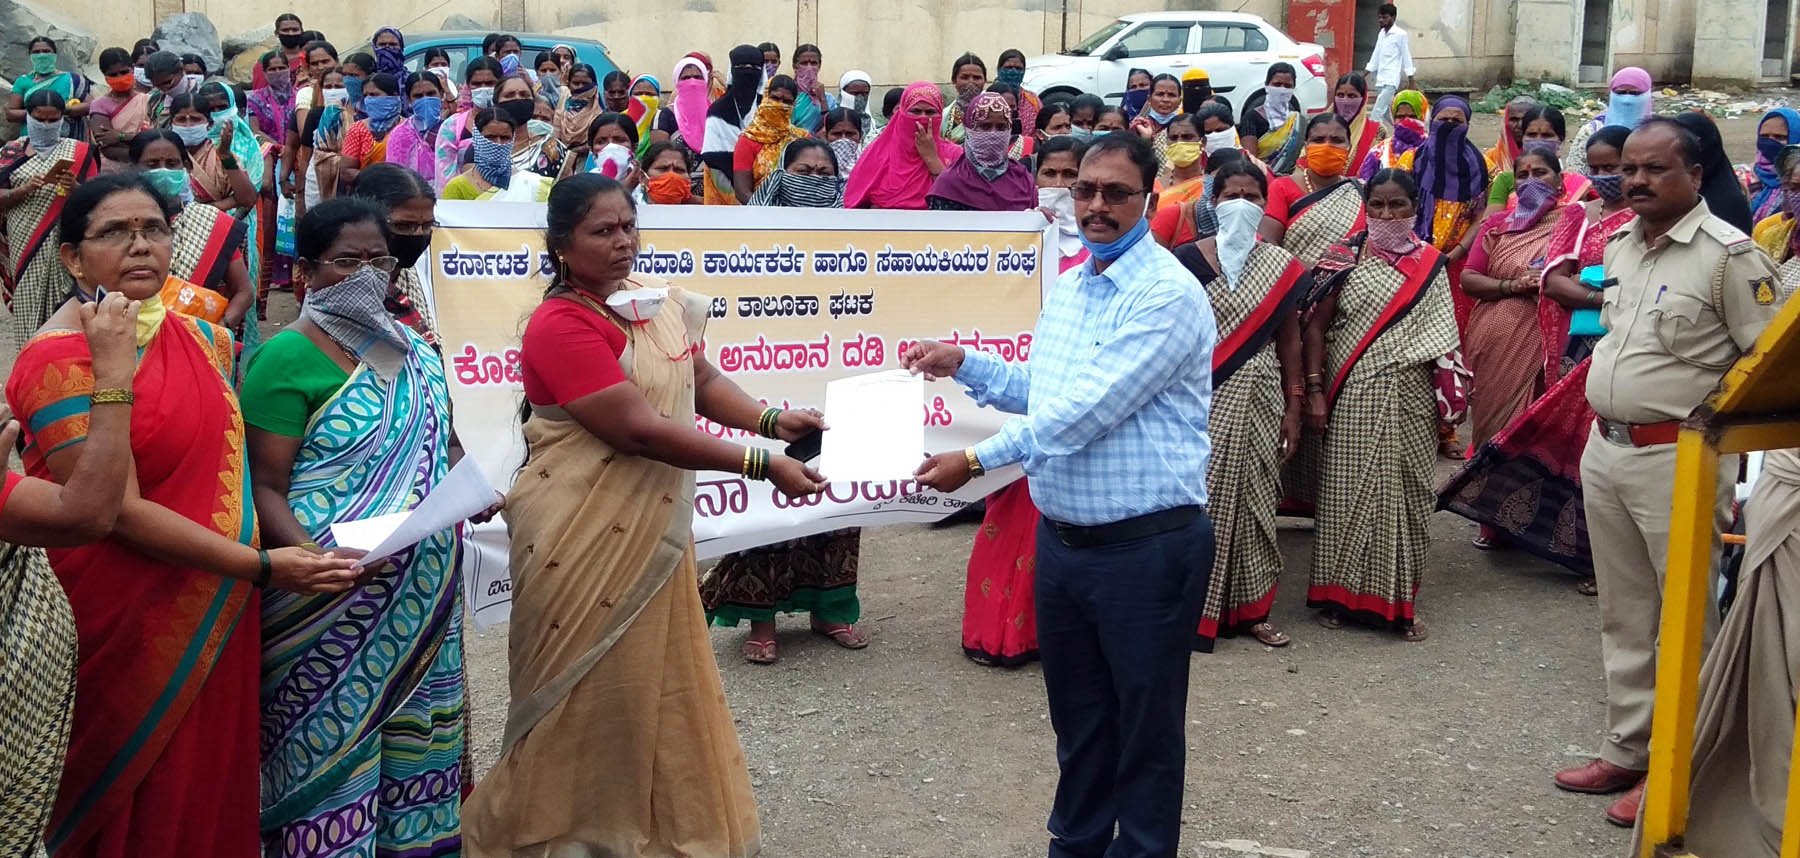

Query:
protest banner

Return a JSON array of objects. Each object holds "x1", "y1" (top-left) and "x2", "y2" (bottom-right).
[{"x1": 423, "y1": 201, "x2": 1053, "y2": 627}]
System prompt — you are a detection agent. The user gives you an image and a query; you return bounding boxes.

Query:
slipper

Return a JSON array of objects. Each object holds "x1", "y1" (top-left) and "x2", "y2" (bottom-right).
[
  {"x1": 1401, "y1": 622, "x2": 1429, "y2": 642},
  {"x1": 1314, "y1": 610, "x2": 1344, "y2": 630},
  {"x1": 742, "y1": 639, "x2": 778, "y2": 665},
  {"x1": 811, "y1": 623, "x2": 869, "y2": 650},
  {"x1": 1250, "y1": 622, "x2": 1291, "y2": 647}
]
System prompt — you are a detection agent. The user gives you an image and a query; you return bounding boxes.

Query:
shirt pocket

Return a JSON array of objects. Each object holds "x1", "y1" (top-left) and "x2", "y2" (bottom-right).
[{"x1": 1648, "y1": 292, "x2": 1723, "y2": 361}]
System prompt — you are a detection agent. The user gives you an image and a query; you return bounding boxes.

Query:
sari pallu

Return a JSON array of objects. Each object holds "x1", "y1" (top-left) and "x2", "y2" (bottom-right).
[
  {"x1": 962, "y1": 480, "x2": 1041, "y2": 666},
  {"x1": 1280, "y1": 178, "x2": 1366, "y2": 267},
  {"x1": 169, "y1": 202, "x2": 247, "y2": 298},
  {"x1": 7, "y1": 315, "x2": 262, "y2": 858},
  {"x1": 190, "y1": 128, "x2": 266, "y2": 355},
  {"x1": 1438, "y1": 360, "x2": 1594, "y2": 573},
  {"x1": 1, "y1": 138, "x2": 99, "y2": 355},
  {"x1": 1189, "y1": 244, "x2": 1307, "y2": 650},
  {"x1": 1541, "y1": 201, "x2": 1634, "y2": 384},
  {"x1": 1255, "y1": 109, "x2": 1302, "y2": 175},
  {"x1": 1462, "y1": 206, "x2": 1562, "y2": 450},
  {"x1": 1306, "y1": 245, "x2": 1458, "y2": 627},
  {"x1": 259, "y1": 333, "x2": 464, "y2": 858},
  {"x1": 384, "y1": 119, "x2": 437, "y2": 183},
  {"x1": 17, "y1": 73, "x2": 92, "y2": 138},
  {"x1": 463, "y1": 286, "x2": 758, "y2": 858}
]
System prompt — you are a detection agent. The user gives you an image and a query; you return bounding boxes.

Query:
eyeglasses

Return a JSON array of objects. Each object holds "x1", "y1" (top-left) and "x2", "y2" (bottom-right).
[
  {"x1": 1069, "y1": 182, "x2": 1147, "y2": 205},
  {"x1": 389, "y1": 221, "x2": 438, "y2": 236},
  {"x1": 309, "y1": 256, "x2": 399, "y2": 275},
  {"x1": 83, "y1": 224, "x2": 174, "y2": 247}
]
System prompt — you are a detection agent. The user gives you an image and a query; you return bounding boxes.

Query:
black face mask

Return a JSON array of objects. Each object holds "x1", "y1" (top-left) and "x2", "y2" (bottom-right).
[
  {"x1": 497, "y1": 98, "x2": 535, "y2": 127},
  {"x1": 389, "y1": 232, "x2": 431, "y2": 270},
  {"x1": 278, "y1": 32, "x2": 306, "y2": 50}
]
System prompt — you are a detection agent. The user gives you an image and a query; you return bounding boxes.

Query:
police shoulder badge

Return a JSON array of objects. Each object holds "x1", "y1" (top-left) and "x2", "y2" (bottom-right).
[{"x1": 1753, "y1": 276, "x2": 1777, "y2": 305}]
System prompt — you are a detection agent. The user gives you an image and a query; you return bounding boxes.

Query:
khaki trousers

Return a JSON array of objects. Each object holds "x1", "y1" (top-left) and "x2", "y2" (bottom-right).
[{"x1": 1579, "y1": 424, "x2": 1734, "y2": 770}]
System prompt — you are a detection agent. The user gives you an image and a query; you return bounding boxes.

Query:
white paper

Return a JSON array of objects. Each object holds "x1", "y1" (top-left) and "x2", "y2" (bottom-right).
[
  {"x1": 329, "y1": 455, "x2": 498, "y2": 568},
  {"x1": 819, "y1": 370, "x2": 925, "y2": 482}
]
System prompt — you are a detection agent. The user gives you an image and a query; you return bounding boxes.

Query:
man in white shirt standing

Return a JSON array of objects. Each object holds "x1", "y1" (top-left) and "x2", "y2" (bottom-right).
[{"x1": 1365, "y1": 3, "x2": 1417, "y2": 130}]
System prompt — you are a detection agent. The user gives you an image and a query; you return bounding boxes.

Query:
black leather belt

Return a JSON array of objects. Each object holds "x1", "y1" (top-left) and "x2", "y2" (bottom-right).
[{"x1": 1047, "y1": 505, "x2": 1201, "y2": 549}]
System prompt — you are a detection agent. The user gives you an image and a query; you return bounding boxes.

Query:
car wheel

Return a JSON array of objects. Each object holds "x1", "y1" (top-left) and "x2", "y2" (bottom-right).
[{"x1": 1039, "y1": 88, "x2": 1081, "y2": 106}]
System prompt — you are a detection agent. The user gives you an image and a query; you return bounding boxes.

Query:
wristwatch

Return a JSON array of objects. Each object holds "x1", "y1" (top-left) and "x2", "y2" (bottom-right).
[{"x1": 964, "y1": 447, "x2": 985, "y2": 478}]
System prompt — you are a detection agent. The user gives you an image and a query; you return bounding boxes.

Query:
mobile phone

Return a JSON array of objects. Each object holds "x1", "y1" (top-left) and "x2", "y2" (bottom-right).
[
  {"x1": 784, "y1": 429, "x2": 823, "y2": 464},
  {"x1": 44, "y1": 158, "x2": 73, "y2": 178}
]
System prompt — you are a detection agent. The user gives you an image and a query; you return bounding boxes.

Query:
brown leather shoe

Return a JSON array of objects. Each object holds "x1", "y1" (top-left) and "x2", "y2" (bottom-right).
[
  {"x1": 1555, "y1": 758, "x2": 1645, "y2": 794},
  {"x1": 1605, "y1": 780, "x2": 1646, "y2": 827}
]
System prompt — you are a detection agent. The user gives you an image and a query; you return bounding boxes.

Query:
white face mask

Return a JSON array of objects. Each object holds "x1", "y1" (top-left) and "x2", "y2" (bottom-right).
[
  {"x1": 1203, "y1": 128, "x2": 1238, "y2": 154},
  {"x1": 1263, "y1": 85, "x2": 1294, "y2": 123},
  {"x1": 25, "y1": 117, "x2": 62, "y2": 151},
  {"x1": 1039, "y1": 186, "x2": 1082, "y2": 257},
  {"x1": 322, "y1": 88, "x2": 348, "y2": 106},
  {"x1": 1213, "y1": 197, "x2": 1264, "y2": 290},
  {"x1": 469, "y1": 86, "x2": 495, "y2": 108},
  {"x1": 606, "y1": 286, "x2": 666, "y2": 323}
]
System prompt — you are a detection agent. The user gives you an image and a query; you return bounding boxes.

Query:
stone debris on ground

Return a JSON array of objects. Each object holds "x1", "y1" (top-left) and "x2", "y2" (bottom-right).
[{"x1": 1474, "y1": 79, "x2": 1799, "y2": 119}]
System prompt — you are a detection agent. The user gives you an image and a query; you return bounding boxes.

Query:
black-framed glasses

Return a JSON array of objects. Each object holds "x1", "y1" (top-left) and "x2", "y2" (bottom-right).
[
  {"x1": 1069, "y1": 181, "x2": 1147, "y2": 205},
  {"x1": 309, "y1": 256, "x2": 399, "y2": 275}
]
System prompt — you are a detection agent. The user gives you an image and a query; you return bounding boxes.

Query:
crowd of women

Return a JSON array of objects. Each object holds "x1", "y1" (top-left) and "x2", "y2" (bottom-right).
[{"x1": 3, "y1": 13, "x2": 1797, "y2": 855}]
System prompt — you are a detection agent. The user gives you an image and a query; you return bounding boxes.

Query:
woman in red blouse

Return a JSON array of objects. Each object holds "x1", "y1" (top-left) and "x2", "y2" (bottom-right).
[{"x1": 464, "y1": 173, "x2": 823, "y2": 856}]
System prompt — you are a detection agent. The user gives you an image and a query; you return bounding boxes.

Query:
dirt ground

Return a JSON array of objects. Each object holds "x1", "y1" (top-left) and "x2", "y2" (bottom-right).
[{"x1": 255, "y1": 106, "x2": 1780, "y2": 857}]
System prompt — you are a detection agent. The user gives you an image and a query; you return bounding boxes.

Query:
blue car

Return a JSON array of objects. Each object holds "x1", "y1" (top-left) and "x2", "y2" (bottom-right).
[{"x1": 384, "y1": 31, "x2": 621, "y2": 84}]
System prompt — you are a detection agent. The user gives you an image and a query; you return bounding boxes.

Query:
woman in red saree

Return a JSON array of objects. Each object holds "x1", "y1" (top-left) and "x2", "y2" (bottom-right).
[
  {"x1": 1456, "y1": 148, "x2": 1569, "y2": 548},
  {"x1": 1438, "y1": 126, "x2": 1633, "y2": 588},
  {"x1": 1261, "y1": 113, "x2": 1367, "y2": 267},
  {"x1": 6, "y1": 174, "x2": 354, "y2": 858}
]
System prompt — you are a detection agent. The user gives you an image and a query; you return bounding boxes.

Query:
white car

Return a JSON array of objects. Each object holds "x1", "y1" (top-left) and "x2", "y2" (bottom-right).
[{"x1": 1022, "y1": 12, "x2": 1329, "y2": 114}]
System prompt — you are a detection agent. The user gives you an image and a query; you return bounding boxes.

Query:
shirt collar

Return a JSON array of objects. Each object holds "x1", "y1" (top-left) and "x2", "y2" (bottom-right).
[
  {"x1": 1081, "y1": 228, "x2": 1158, "y2": 290},
  {"x1": 1630, "y1": 199, "x2": 1709, "y2": 248}
]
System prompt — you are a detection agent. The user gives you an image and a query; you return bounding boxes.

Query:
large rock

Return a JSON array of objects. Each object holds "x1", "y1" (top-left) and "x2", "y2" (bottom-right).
[
  {"x1": 225, "y1": 37, "x2": 277, "y2": 86},
  {"x1": 152, "y1": 12, "x2": 223, "y2": 77},
  {"x1": 0, "y1": 0, "x2": 97, "y2": 82},
  {"x1": 441, "y1": 13, "x2": 488, "y2": 31},
  {"x1": 223, "y1": 25, "x2": 272, "y2": 63}
]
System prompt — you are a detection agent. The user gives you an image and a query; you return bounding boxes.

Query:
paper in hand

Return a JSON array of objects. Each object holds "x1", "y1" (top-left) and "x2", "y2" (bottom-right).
[
  {"x1": 819, "y1": 369, "x2": 925, "y2": 482},
  {"x1": 329, "y1": 455, "x2": 498, "y2": 568}
]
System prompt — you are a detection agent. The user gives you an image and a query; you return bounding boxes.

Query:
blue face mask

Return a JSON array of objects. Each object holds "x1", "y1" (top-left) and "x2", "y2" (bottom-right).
[
  {"x1": 362, "y1": 95, "x2": 402, "y2": 122},
  {"x1": 1757, "y1": 135, "x2": 1786, "y2": 165},
  {"x1": 1121, "y1": 89, "x2": 1150, "y2": 116},
  {"x1": 1605, "y1": 92, "x2": 1649, "y2": 130},
  {"x1": 997, "y1": 67, "x2": 1025, "y2": 87},
  {"x1": 1066, "y1": 127, "x2": 1095, "y2": 144},
  {"x1": 410, "y1": 96, "x2": 443, "y2": 129},
  {"x1": 1144, "y1": 107, "x2": 1177, "y2": 125},
  {"x1": 343, "y1": 74, "x2": 366, "y2": 105},
  {"x1": 1078, "y1": 199, "x2": 1151, "y2": 262}
]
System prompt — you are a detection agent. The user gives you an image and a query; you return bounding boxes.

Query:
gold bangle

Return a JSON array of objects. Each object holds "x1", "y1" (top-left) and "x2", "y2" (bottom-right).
[
  {"x1": 964, "y1": 447, "x2": 985, "y2": 478},
  {"x1": 90, "y1": 388, "x2": 133, "y2": 405},
  {"x1": 741, "y1": 446, "x2": 753, "y2": 478}
]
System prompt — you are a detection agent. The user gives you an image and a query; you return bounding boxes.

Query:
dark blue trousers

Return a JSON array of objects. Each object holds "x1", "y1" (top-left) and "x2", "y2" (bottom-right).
[{"x1": 1034, "y1": 511, "x2": 1214, "y2": 858}]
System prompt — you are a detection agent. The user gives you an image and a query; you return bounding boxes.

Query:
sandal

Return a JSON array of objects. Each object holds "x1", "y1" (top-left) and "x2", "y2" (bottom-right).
[
  {"x1": 811, "y1": 622, "x2": 869, "y2": 650},
  {"x1": 1314, "y1": 609, "x2": 1344, "y2": 630},
  {"x1": 742, "y1": 638, "x2": 778, "y2": 665},
  {"x1": 1250, "y1": 622, "x2": 1291, "y2": 647},
  {"x1": 1577, "y1": 578, "x2": 1599, "y2": 596},
  {"x1": 1401, "y1": 622, "x2": 1429, "y2": 643},
  {"x1": 1439, "y1": 440, "x2": 1468, "y2": 460}
]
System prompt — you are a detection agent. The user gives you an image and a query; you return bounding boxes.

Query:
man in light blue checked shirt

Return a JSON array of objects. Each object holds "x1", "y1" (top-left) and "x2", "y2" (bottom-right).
[{"x1": 906, "y1": 133, "x2": 1217, "y2": 858}]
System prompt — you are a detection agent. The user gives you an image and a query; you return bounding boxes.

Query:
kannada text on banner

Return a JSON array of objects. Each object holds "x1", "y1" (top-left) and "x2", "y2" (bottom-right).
[{"x1": 422, "y1": 202, "x2": 1053, "y2": 627}]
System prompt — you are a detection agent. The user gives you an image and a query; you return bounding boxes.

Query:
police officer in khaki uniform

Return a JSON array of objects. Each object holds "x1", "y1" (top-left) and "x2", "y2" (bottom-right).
[{"x1": 1552, "y1": 117, "x2": 1782, "y2": 827}]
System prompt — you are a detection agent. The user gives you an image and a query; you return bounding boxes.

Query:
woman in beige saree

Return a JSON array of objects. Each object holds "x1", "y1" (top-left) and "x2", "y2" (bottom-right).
[{"x1": 463, "y1": 174, "x2": 826, "y2": 858}]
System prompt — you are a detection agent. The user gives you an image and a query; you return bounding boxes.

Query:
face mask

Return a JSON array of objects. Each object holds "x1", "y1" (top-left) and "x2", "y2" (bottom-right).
[
  {"x1": 376, "y1": 45, "x2": 404, "y2": 71},
  {"x1": 1606, "y1": 92, "x2": 1649, "y2": 130},
  {"x1": 142, "y1": 166, "x2": 191, "y2": 201},
  {"x1": 362, "y1": 95, "x2": 402, "y2": 122},
  {"x1": 1263, "y1": 86, "x2": 1294, "y2": 123},
  {"x1": 279, "y1": 32, "x2": 307, "y2": 50},
  {"x1": 1167, "y1": 141, "x2": 1202, "y2": 168},
  {"x1": 1334, "y1": 95, "x2": 1363, "y2": 121},
  {"x1": 763, "y1": 61, "x2": 780, "y2": 80},
  {"x1": 172, "y1": 123, "x2": 211, "y2": 148},
  {"x1": 134, "y1": 67, "x2": 151, "y2": 88},
  {"x1": 266, "y1": 69, "x2": 292, "y2": 92},
  {"x1": 606, "y1": 286, "x2": 668, "y2": 323},
  {"x1": 1304, "y1": 143, "x2": 1349, "y2": 177},
  {"x1": 1508, "y1": 178, "x2": 1560, "y2": 229},
  {"x1": 1784, "y1": 188, "x2": 1800, "y2": 217},
  {"x1": 30, "y1": 53, "x2": 57, "y2": 76},
  {"x1": 390, "y1": 232, "x2": 431, "y2": 270},
  {"x1": 25, "y1": 117, "x2": 62, "y2": 151},
  {"x1": 796, "y1": 65, "x2": 819, "y2": 93},
  {"x1": 1121, "y1": 89, "x2": 1149, "y2": 116},
  {"x1": 1078, "y1": 197, "x2": 1151, "y2": 262},
  {"x1": 590, "y1": 143, "x2": 633, "y2": 179},
  {"x1": 1067, "y1": 126, "x2": 1096, "y2": 144},
  {"x1": 471, "y1": 134, "x2": 514, "y2": 187},
  {"x1": 997, "y1": 67, "x2": 1025, "y2": 87},
  {"x1": 964, "y1": 128, "x2": 1011, "y2": 171},
  {"x1": 1758, "y1": 136, "x2": 1786, "y2": 165},
  {"x1": 210, "y1": 106, "x2": 239, "y2": 125},
  {"x1": 829, "y1": 137, "x2": 861, "y2": 174},
  {"x1": 1203, "y1": 128, "x2": 1237, "y2": 154},
  {"x1": 1393, "y1": 117, "x2": 1427, "y2": 146},
  {"x1": 343, "y1": 75, "x2": 366, "y2": 105},
  {"x1": 1365, "y1": 217, "x2": 1420, "y2": 254},
  {"x1": 181, "y1": 73, "x2": 204, "y2": 94},
  {"x1": 1038, "y1": 186, "x2": 1074, "y2": 221},
  {"x1": 497, "y1": 98, "x2": 535, "y2": 127},
  {"x1": 1213, "y1": 197, "x2": 1263, "y2": 290},
  {"x1": 1588, "y1": 173, "x2": 1624, "y2": 202},
  {"x1": 322, "y1": 88, "x2": 348, "y2": 107},
  {"x1": 107, "y1": 73, "x2": 136, "y2": 93},
  {"x1": 754, "y1": 98, "x2": 793, "y2": 129},
  {"x1": 469, "y1": 86, "x2": 495, "y2": 108},
  {"x1": 540, "y1": 72, "x2": 561, "y2": 91},
  {"x1": 132, "y1": 292, "x2": 168, "y2": 347},
  {"x1": 646, "y1": 170, "x2": 691, "y2": 204},
  {"x1": 840, "y1": 92, "x2": 866, "y2": 113},
  {"x1": 1143, "y1": 107, "x2": 1177, "y2": 125},
  {"x1": 526, "y1": 118, "x2": 554, "y2": 139}
]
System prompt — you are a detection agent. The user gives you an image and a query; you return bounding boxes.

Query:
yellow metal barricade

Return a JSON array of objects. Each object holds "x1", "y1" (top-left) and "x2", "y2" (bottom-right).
[{"x1": 1641, "y1": 293, "x2": 1800, "y2": 858}]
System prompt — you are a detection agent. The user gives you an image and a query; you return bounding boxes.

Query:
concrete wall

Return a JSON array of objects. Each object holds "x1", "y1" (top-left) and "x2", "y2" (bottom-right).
[
  {"x1": 1691, "y1": 0, "x2": 1769, "y2": 84},
  {"x1": 1406, "y1": 0, "x2": 1518, "y2": 88}
]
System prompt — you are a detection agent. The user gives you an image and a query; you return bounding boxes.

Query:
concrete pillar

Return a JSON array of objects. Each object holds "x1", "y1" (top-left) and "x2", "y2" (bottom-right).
[
  {"x1": 1513, "y1": 0, "x2": 1581, "y2": 84},
  {"x1": 1691, "y1": 0, "x2": 1769, "y2": 85}
]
